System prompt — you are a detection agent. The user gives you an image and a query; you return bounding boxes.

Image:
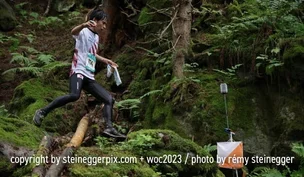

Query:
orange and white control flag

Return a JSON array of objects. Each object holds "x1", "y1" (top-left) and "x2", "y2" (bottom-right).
[{"x1": 217, "y1": 142, "x2": 243, "y2": 169}]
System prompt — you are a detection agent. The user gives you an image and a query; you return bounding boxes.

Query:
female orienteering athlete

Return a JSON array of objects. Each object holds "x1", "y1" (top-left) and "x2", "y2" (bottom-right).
[{"x1": 33, "y1": 9, "x2": 126, "y2": 138}]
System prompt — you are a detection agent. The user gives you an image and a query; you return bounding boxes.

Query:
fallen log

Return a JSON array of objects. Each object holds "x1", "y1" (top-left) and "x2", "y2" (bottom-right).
[
  {"x1": 45, "y1": 106, "x2": 100, "y2": 177},
  {"x1": 45, "y1": 147, "x2": 74, "y2": 177},
  {"x1": 32, "y1": 135, "x2": 53, "y2": 177}
]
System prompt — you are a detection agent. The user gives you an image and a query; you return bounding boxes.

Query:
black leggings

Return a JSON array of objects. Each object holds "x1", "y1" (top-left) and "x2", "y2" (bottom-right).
[{"x1": 43, "y1": 73, "x2": 114, "y2": 127}]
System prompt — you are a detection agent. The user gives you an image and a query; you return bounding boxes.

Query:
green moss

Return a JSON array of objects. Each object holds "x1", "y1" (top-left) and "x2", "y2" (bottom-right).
[
  {"x1": 126, "y1": 129, "x2": 218, "y2": 176},
  {"x1": 0, "y1": 117, "x2": 44, "y2": 148},
  {"x1": 8, "y1": 78, "x2": 81, "y2": 134},
  {"x1": 0, "y1": 156, "x2": 14, "y2": 175},
  {"x1": 9, "y1": 79, "x2": 65, "y2": 122},
  {"x1": 69, "y1": 147, "x2": 158, "y2": 177}
]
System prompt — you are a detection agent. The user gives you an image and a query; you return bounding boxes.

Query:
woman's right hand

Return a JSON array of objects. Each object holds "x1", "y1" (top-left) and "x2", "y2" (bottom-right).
[{"x1": 83, "y1": 20, "x2": 96, "y2": 28}]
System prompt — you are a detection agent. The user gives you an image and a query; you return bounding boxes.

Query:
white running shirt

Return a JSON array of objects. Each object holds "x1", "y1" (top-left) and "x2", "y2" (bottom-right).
[{"x1": 70, "y1": 28, "x2": 99, "y2": 80}]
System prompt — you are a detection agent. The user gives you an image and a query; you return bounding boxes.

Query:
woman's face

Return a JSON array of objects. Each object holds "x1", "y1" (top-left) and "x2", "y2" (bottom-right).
[{"x1": 94, "y1": 19, "x2": 107, "y2": 32}]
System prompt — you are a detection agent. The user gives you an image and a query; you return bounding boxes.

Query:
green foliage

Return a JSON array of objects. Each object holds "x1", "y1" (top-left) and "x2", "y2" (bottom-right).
[
  {"x1": 116, "y1": 99, "x2": 141, "y2": 110},
  {"x1": 29, "y1": 14, "x2": 63, "y2": 28},
  {"x1": 0, "y1": 105, "x2": 11, "y2": 118},
  {"x1": 213, "y1": 64, "x2": 243, "y2": 78},
  {"x1": 115, "y1": 99, "x2": 141, "y2": 120},
  {"x1": 0, "y1": 33, "x2": 20, "y2": 51},
  {"x1": 203, "y1": 144, "x2": 217, "y2": 153},
  {"x1": 256, "y1": 54, "x2": 284, "y2": 76},
  {"x1": 140, "y1": 90, "x2": 163, "y2": 99},
  {"x1": 198, "y1": 0, "x2": 304, "y2": 80},
  {"x1": 249, "y1": 167, "x2": 285, "y2": 177},
  {"x1": 37, "y1": 54, "x2": 55, "y2": 65},
  {"x1": 292, "y1": 143, "x2": 304, "y2": 158},
  {"x1": 120, "y1": 134, "x2": 155, "y2": 154},
  {"x1": 249, "y1": 143, "x2": 304, "y2": 177},
  {"x1": 14, "y1": 2, "x2": 29, "y2": 18},
  {"x1": 95, "y1": 136, "x2": 115, "y2": 149},
  {"x1": 2, "y1": 46, "x2": 57, "y2": 77}
]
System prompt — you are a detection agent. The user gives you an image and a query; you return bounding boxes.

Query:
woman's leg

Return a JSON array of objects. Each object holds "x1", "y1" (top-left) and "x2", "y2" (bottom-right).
[
  {"x1": 84, "y1": 80, "x2": 126, "y2": 138},
  {"x1": 43, "y1": 73, "x2": 84, "y2": 114},
  {"x1": 33, "y1": 73, "x2": 84, "y2": 126},
  {"x1": 84, "y1": 80, "x2": 114, "y2": 127}
]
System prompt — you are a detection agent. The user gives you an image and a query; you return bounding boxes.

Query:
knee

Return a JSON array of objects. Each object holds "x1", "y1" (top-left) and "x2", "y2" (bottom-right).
[
  {"x1": 105, "y1": 95, "x2": 115, "y2": 106},
  {"x1": 69, "y1": 93, "x2": 80, "y2": 101}
]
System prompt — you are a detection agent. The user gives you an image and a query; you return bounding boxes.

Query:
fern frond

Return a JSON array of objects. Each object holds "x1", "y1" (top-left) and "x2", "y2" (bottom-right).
[
  {"x1": 291, "y1": 143, "x2": 304, "y2": 158},
  {"x1": 203, "y1": 144, "x2": 217, "y2": 153},
  {"x1": 20, "y1": 46, "x2": 39, "y2": 54},
  {"x1": 37, "y1": 54, "x2": 54, "y2": 65},
  {"x1": 10, "y1": 53, "x2": 37, "y2": 66},
  {"x1": 115, "y1": 99, "x2": 141, "y2": 109},
  {"x1": 250, "y1": 167, "x2": 284, "y2": 177},
  {"x1": 2, "y1": 67, "x2": 42, "y2": 77},
  {"x1": 140, "y1": 90, "x2": 162, "y2": 99}
]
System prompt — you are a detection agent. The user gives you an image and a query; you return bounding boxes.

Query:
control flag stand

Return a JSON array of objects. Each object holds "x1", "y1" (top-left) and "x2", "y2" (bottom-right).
[{"x1": 217, "y1": 83, "x2": 244, "y2": 177}]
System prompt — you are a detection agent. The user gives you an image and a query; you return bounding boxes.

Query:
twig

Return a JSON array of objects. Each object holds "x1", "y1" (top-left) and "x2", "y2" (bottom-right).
[
  {"x1": 160, "y1": 10, "x2": 178, "y2": 39},
  {"x1": 146, "y1": 4, "x2": 172, "y2": 17},
  {"x1": 120, "y1": 2, "x2": 139, "y2": 18},
  {"x1": 44, "y1": 0, "x2": 53, "y2": 16}
]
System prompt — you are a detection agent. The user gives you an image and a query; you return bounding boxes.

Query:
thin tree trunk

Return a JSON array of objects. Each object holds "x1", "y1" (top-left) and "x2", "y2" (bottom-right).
[
  {"x1": 172, "y1": 0, "x2": 192, "y2": 78},
  {"x1": 100, "y1": 0, "x2": 119, "y2": 55}
]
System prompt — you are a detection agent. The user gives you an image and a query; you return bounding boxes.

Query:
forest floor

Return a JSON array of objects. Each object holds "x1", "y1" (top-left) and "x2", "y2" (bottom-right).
[{"x1": 0, "y1": 1, "x2": 86, "y2": 105}]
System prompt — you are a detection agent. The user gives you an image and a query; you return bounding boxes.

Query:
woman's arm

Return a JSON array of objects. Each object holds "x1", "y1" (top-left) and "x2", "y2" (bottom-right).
[
  {"x1": 96, "y1": 54, "x2": 118, "y2": 67},
  {"x1": 71, "y1": 21, "x2": 96, "y2": 36}
]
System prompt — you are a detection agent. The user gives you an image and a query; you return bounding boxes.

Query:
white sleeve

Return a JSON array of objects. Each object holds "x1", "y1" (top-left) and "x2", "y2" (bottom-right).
[{"x1": 72, "y1": 29, "x2": 85, "y2": 40}]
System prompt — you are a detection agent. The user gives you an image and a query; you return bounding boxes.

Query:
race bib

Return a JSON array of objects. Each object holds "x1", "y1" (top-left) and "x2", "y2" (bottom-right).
[{"x1": 85, "y1": 53, "x2": 96, "y2": 72}]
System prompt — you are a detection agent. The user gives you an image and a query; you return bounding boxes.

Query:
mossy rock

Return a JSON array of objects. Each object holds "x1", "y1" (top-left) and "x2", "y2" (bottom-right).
[
  {"x1": 69, "y1": 129, "x2": 222, "y2": 177},
  {"x1": 0, "y1": 116, "x2": 44, "y2": 148},
  {"x1": 69, "y1": 146, "x2": 159, "y2": 177},
  {"x1": 125, "y1": 129, "x2": 219, "y2": 176},
  {"x1": 9, "y1": 78, "x2": 86, "y2": 134},
  {"x1": 0, "y1": 116, "x2": 44, "y2": 176}
]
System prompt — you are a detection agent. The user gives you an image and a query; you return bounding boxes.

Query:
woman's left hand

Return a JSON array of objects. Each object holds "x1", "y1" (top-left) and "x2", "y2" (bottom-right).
[{"x1": 108, "y1": 60, "x2": 118, "y2": 68}]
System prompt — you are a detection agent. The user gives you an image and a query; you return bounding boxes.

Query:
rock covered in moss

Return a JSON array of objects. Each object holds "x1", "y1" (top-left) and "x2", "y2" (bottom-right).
[
  {"x1": 9, "y1": 79, "x2": 87, "y2": 134},
  {"x1": 125, "y1": 129, "x2": 220, "y2": 177},
  {"x1": 68, "y1": 129, "x2": 223, "y2": 177},
  {"x1": 69, "y1": 146, "x2": 159, "y2": 177},
  {"x1": 0, "y1": 116, "x2": 44, "y2": 148},
  {"x1": 0, "y1": 116, "x2": 44, "y2": 176}
]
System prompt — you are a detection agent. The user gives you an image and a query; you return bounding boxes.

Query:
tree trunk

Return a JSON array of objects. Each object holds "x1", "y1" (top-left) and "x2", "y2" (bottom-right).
[
  {"x1": 100, "y1": 0, "x2": 119, "y2": 55},
  {"x1": 172, "y1": 0, "x2": 192, "y2": 78}
]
